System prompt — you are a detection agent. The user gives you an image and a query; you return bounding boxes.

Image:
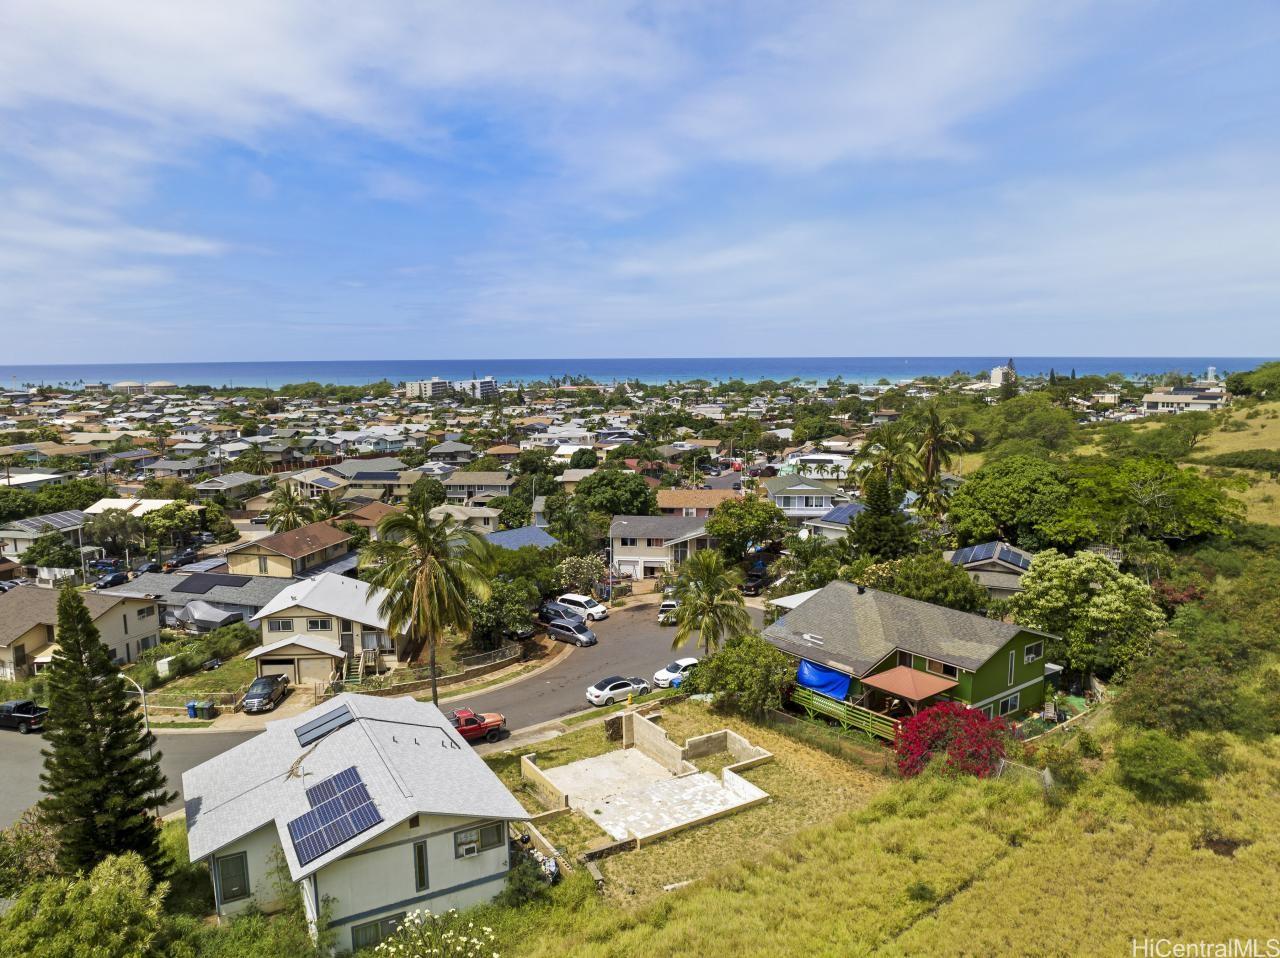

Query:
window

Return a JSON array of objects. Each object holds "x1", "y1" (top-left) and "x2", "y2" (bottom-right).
[
  {"x1": 413, "y1": 839, "x2": 429, "y2": 892},
  {"x1": 925, "y1": 659, "x2": 959, "y2": 679},
  {"x1": 267, "y1": 619, "x2": 293, "y2": 633},
  {"x1": 1023, "y1": 641, "x2": 1043, "y2": 664},
  {"x1": 122, "y1": 613, "x2": 129, "y2": 634},
  {"x1": 619, "y1": 537, "x2": 637, "y2": 547},
  {"x1": 1008, "y1": 649, "x2": 1016, "y2": 685},
  {"x1": 998, "y1": 692, "x2": 1020, "y2": 717},
  {"x1": 307, "y1": 618, "x2": 332, "y2": 632},
  {"x1": 137, "y1": 606, "x2": 154, "y2": 619},
  {"x1": 646, "y1": 538, "x2": 665, "y2": 547},
  {"x1": 351, "y1": 914, "x2": 405, "y2": 951},
  {"x1": 981, "y1": 705, "x2": 995, "y2": 720},
  {"x1": 216, "y1": 851, "x2": 249, "y2": 903},
  {"x1": 897, "y1": 650, "x2": 913, "y2": 668},
  {"x1": 454, "y1": 822, "x2": 504, "y2": 858},
  {"x1": 258, "y1": 555, "x2": 269, "y2": 574}
]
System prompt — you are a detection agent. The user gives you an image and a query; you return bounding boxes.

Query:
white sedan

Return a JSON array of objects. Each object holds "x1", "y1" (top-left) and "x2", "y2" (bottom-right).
[
  {"x1": 586, "y1": 675, "x2": 650, "y2": 706},
  {"x1": 653, "y1": 657, "x2": 699, "y2": 688}
]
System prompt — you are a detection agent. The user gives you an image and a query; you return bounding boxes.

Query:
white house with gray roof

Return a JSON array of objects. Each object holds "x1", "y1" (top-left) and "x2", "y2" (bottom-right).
[
  {"x1": 608, "y1": 514, "x2": 714, "y2": 581},
  {"x1": 183, "y1": 693, "x2": 527, "y2": 953}
]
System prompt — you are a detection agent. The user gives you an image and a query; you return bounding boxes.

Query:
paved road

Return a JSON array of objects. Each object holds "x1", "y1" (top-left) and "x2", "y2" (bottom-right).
[
  {"x1": 1, "y1": 730, "x2": 258, "y2": 828},
  {"x1": 453, "y1": 601, "x2": 764, "y2": 729},
  {"x1": 0, "y1": 601, "x2": 763, "y2": 826}
]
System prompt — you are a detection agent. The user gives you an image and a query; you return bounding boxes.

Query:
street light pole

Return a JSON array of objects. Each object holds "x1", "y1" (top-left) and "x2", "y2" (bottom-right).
[{"x1": 118, "y1": 672, "x2": 159, "y2": 817}]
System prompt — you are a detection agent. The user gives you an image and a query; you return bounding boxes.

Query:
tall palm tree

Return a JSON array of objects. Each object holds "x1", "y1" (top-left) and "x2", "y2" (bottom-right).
[
  {"x1": 911, "y1": 404, "x2": 972, "y2": 490},
  {"x1": 236, "y1": 446, "x2": 270, "y2": 476},
  {"x1": 264, "y1": 483, "x2": 316, "y2": 532},
  {"x1": 671, "y1": 549, "x2": 752, "y2": 657},
  {"x1": 360, "y1": 509, "x2": 492, "y2": 704},
  {"x1": 850, "y1": 421, "x2": 921, "y2": 492}
]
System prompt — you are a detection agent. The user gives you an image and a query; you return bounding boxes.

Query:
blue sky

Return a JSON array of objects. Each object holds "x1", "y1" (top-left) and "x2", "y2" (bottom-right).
[{"x1": 2, "y1": 1, "x2": 1279, "y2": 363}]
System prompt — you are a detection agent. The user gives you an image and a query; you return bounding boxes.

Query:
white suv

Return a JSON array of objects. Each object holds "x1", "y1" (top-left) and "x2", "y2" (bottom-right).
[{"x1": 557, "y1": 593, "x2": 609, "y2": 621}]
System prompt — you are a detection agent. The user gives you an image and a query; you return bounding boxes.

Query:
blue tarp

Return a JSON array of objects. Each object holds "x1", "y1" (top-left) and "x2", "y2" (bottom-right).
[{"x1": 796, "y1": 659, "x2": 851, "y2": 700}]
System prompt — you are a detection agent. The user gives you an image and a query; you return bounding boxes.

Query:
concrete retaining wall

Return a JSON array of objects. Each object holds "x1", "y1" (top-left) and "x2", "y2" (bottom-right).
[
  {"x1": 624, "y1": 711, "x2": 695, "y2": 775},
  {"x1": 519, "y1": 753, "x2": 569, "y2": 809}
]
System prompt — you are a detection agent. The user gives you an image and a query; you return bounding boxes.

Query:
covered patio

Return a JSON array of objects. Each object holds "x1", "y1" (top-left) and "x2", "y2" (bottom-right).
[{"x1": 790, "y1": 660, "x2": 958, "y2": 740}]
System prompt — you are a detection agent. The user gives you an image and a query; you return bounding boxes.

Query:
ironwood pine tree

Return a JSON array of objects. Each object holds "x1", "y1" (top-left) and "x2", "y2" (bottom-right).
[
  {"x1": 39, "y1": 586, "x2": 174, "y2": 876},
  {"x1": 850, "y1": 472, "x2": 916, "y2": 561}
]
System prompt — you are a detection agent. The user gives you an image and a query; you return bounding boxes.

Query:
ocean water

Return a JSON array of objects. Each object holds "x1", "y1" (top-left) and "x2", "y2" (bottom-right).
[{"x1": 0, "y1": 357, "x2": 1265, "y2": 390}]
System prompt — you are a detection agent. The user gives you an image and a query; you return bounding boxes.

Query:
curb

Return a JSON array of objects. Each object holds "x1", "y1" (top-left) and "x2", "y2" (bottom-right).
[{"x1": 438, "y1": 641, "x2": 574, "y2": 703}]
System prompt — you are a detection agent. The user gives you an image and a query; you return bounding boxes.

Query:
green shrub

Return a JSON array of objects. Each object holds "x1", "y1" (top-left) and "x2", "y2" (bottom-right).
[
  {"x1": 495, "y1": 854, "x2": 551, "y2": 907},
  {"x1": 1198, "y1": 449, "x2": 1280, "y2": 471},
  {"x1": 1073, "y1": 729, "x2": 1102, "y2": 759},
  {"x1": 1115, "y1": 730, "x2": 1209, "y2": 804}
]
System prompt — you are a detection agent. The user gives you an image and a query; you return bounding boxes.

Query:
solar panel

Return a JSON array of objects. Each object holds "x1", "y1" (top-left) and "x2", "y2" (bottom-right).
[
  {"x1": 288, "y1": 766, "x2": 383, "y2": 866},
  {"x1": 294, "y1": 704, "x2": 354, "y2": 747},
  {"x1": 997, "y1": 545, "x2": 1032, "y2": 571}
]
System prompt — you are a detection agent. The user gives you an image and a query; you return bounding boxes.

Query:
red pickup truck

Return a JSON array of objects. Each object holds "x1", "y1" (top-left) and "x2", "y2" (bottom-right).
[{"x1": 448, "y1": 707, "x2": 506, "y2": 744}]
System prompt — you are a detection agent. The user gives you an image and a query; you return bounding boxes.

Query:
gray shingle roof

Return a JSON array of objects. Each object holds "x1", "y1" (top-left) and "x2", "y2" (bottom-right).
[
  {"x1": 103, "y1": 572, "x2": 299, "y2": 610},
  {"x1": 763, "y1": 580, "x2": 1049, "y2": 675},
  {"x1": 608, "y1": 514, "x2": 706, "y2": 541},
  {"x1": 183, "y1": 693, "x2": 527, "y2": 879}
]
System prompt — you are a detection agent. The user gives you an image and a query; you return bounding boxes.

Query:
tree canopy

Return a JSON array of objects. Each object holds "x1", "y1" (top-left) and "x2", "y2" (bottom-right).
[{"x1": 705, "y1": 495, "x2": 787, "y2": 561}]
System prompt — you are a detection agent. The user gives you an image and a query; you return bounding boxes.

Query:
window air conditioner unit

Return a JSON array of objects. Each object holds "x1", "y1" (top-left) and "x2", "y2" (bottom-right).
[{"x1": 459, "y1": 843, "x2": 478, "y2": 858}]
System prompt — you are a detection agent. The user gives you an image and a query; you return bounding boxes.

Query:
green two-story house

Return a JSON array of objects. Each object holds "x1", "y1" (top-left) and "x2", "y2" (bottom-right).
[{"x1": 764, "y1": 580, "x2": 1052, "y2": 737}]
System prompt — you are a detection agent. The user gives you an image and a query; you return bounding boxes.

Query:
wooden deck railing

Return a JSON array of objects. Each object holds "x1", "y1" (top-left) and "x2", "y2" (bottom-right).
[{"x1": 790, "y1": 687, "x2": 900, "y2": 741}]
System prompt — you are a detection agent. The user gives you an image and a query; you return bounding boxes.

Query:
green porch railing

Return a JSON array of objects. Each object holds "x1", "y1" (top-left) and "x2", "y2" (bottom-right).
[{"x1": 790, "y1": 686, "x2": 901, "y2": 741}]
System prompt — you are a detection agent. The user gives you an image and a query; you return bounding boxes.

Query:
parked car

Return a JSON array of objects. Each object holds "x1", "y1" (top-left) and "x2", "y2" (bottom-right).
[
  {"x1": 0, "y1": 581, "x2": 17, "y2": 594},
  {"x1": 538, "y1": 601, "x2": 585, "y2": 625},
  {"x1": 448, "y1": 707, "x2": 506, "y2": 744},
  {"x1": 653, "y1": 657, "x2": 699, "y2": 688},
  {"x1": 164, "y1": 550, "x2": 198, "y2": 570},
  {"x1": 732, "y1": 481, "x2": 742, "y2": 491},
  {"x1": 545, "y1": 617, "x2": 598, "y2": 647},
  {"x1": 586, "y1": 675, "x2": 649, "y2": 706},
  {"x1": 241, "y1": 674, "x2": 289, "y2": 713},
  {"x1": 657, "y1": 599, "x2": 680, "y2": 625},
  {"x1": 196, "y1": 531, "x2": 217, "y2": 544},
  {"x1": 87, "y1": 558, "x2": 120, "y2": 573},
  {"x1": 740, "y1": 573, "x2": 770, "y2": 596},
  {"x1": 92, "y1": 571, "x2": 131, "y2": 590},
  {"x1": 134, "y1": 562, "x2": 163, "y2": 574},
  {"x1": 0, "y1": 699, "x2": 48, "y2": 735},
  {"x1": 556, "y1": 593, "x2": 609, "y2": 621},
  {"x1": 249, "y1": 514, "x2": 269, "y2": 525}
]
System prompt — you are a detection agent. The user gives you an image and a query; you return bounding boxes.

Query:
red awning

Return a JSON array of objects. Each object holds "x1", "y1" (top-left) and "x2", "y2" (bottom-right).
[{"x1": 861, "y1": 666, "x2": 957, "y2": 701}]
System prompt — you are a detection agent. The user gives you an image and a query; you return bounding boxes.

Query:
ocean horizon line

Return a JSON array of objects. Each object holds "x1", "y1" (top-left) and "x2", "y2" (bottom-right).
[{"x1": 0, "y1": 355, "x2": 1269, "y2": 391}]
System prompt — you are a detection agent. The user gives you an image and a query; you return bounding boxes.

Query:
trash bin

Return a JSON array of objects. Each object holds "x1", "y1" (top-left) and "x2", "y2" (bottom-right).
[
  {"x1": 196, "y1": 701, "x2": 217, "y2": 720},
  {"x1": 186, "y1": 701, "x2": 198, "y2": 719}
]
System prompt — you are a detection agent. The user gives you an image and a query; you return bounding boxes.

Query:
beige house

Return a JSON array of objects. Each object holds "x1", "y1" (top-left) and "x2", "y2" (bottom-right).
[
  {"x1": 608, "y1": 515, "x2": 715, "y2": 580},
  {"x1": 0, "y1": 585, "x2": 160, "y2": 679},
  {"x1": 429, "y1": 504, "x2": 500, "y2": 532},
  {"x1": 442, "y1": 471, "x2": 515, "y2": 504},
  {"x1": 657, "y1": 488, "x2": 738, "y2": 518},
  {"x1": 250, "y1": 573, "x2": 403, "y2": 680},
  {"x1": 225, "y1": 522, "x2": 352, "y2": 578}
]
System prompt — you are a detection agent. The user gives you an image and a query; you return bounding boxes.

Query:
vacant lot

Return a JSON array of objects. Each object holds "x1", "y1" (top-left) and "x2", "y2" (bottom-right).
[{"x1": 486, "y1": 700, "x2": 890, "y2": 905}]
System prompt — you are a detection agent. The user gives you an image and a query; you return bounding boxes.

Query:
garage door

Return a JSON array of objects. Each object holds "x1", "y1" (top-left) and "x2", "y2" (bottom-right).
[
  {"x1": 297, "y1": 656, "x2": 338, "y2": 684},
  {"x1": 259, "y1": 658, "x2": 295, "y2": 681}
]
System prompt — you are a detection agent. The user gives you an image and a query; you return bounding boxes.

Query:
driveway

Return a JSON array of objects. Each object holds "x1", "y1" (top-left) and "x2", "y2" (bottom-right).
[{"x1": 451, "y1": 601, "x2": 764, "y2": 730}]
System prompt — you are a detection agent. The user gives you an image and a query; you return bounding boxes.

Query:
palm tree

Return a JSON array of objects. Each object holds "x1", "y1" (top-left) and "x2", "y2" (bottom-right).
[
  {"x1": 911, "y1": 404, "x2": 972, "y2": 491},
  {"x1": 148, "y1": 423, "x2": 172, "y2": 455},
  {"x1": 264, "y1": 483, "x2": 316, "y2": 532},
  {"x1": 311, "y1": 490, "x2": 345, "y2": 520},
  {"x1": 236, "y1": 446, "x2": 270, "y2": 476},
  {"x1": 851, "y1": 421, "x2": 921, "y2": 492},
  {"x1": 670, "y1": 549, "x2": 752, "y2": 657},
  {"x1": 360, "y1": 508, "x2": 492, "y2": 704}
]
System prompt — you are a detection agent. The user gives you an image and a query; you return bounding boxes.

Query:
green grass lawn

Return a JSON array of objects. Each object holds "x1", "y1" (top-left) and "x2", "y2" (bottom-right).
[{"x1": 145, "y1": 653, "x2": 258, "y2": 698}]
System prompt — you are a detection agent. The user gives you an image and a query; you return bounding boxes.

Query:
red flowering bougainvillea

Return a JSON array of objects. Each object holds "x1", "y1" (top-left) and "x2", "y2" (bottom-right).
[{"x1": 894, "y1": 701, "x2": 1009, "y2": 778}]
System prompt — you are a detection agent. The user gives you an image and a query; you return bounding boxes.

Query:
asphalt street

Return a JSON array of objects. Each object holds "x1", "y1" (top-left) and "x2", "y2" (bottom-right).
[{"x1": 0, "y1": 601, "x2": 763, "y2": 827}]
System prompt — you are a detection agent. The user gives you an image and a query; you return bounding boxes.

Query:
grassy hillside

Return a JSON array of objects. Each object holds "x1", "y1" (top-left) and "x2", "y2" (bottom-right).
[{"x1": 470, "y1": 708, "x2": 1279, "y2": 958}]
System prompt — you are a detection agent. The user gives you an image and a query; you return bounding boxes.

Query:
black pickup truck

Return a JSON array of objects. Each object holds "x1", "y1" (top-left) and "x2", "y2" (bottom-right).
[{"x1": 0, "y1": 700, "x2": 48, "y2": 735}]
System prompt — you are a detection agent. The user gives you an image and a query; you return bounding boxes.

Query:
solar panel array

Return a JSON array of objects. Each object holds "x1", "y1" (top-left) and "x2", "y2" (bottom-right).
[
  {"x1": 11, "y1": 510, "x2": 87, "y2": 533},
  {"x1": 294, "y1": 704, "x2": 354, "y2": 747},
  {"x1": 173, "y1": 573, "x2": 252, "y2": 594},
  {"x1": 950, "y1": 542, "x2": 1032, "y2": 571},
  {"x1": 287, "y1": 766, "x2": 383, "y2": 865}
]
